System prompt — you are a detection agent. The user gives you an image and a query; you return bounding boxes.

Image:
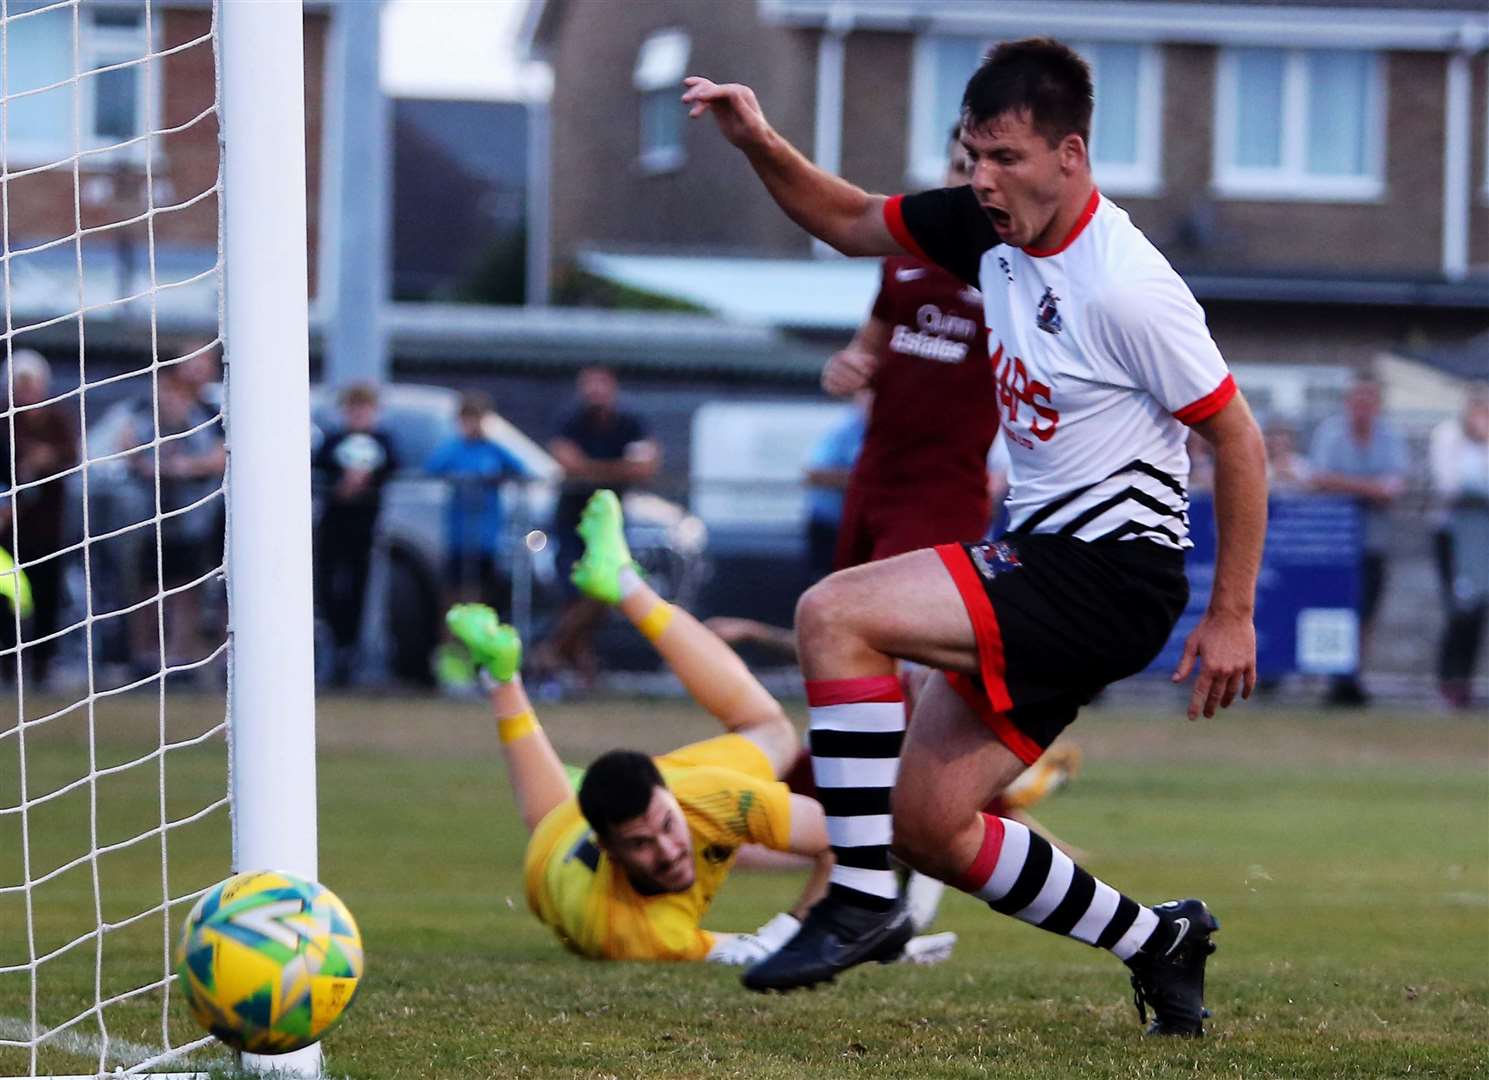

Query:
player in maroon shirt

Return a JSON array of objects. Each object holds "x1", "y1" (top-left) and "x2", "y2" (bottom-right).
[{"x1": 823, "y1": 131, "x2": 1001, "y2": 570}]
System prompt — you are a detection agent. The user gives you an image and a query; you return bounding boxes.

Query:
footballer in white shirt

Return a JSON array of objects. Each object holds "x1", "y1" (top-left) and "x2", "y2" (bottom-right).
[{"x1": 686, "y1": 37, "x2": 1267, "y2": 1035}]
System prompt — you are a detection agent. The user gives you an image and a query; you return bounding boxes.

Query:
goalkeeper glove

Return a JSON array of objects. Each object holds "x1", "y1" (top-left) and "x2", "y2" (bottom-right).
[
  {"x1": 0, "y1": 545, "x2": 32, "y2": 619},
  {"x1": 445, "y1": 603, "x2": 521, "y2": 684},
  {"x1": 705, "y1": 912, "x2": 801, "y2": 966}
]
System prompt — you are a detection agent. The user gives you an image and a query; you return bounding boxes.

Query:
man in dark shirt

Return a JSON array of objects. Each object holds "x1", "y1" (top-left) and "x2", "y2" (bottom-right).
[
  {"x1": 0, "y1": 349, "x2": 79, "y2": 686},
  {"x1": 534, "y1": 367, "x2": 659, "y2": 687},
  {"x1": 313, "y1": 382, "x2": 399, "y2": 685}
]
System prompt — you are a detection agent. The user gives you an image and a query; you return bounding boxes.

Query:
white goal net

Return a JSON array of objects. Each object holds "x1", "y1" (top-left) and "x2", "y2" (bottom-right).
[{"x1": 0, "y1": 2, "x2": 316, "y2": 1076}]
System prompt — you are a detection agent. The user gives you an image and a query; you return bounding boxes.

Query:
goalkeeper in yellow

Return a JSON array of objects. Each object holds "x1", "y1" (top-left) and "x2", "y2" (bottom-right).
[{"x1": 449, "y1": 490, "x2": 958, "y2": 965}]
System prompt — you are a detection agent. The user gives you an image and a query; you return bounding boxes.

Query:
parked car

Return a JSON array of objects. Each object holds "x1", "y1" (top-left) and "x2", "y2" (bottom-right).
[
  {"x1": 309, "y1": 383, "x2": 707, "y2": 684},
  {"x1": 69, "y1": 381, "x2": 706, "y2": 686}
]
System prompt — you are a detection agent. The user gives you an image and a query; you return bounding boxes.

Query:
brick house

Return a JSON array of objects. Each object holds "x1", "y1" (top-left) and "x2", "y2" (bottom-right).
[
  {"x1": 2, "y1": 0, "x2": 341, "y2": 358},
  {"x1": 522, "y1": 0, "x2": 1489, "y2": 378}
]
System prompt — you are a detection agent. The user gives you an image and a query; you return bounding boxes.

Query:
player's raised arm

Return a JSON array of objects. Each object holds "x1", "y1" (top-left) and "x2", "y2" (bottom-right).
[{"x1": 682, "y1": 77, "x2": 898, "y2": 257}]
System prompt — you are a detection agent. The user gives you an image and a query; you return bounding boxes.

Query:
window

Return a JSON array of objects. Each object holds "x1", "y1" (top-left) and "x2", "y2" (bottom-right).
[
  {"x1": 907, "y1": 36, "x2": 1163, "y2": 196},
  {"x1": 1214, "y1": 47, "x2": 1384, "y2": 201},
  {"x1": 634, "y1": 29, "x2": 689, "y2": 173},
  {"x1": 2, "y1": 1, "x2": 153, "y2": 166}
]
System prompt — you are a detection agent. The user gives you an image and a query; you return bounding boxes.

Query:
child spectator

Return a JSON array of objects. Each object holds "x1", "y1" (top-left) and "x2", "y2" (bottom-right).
[
  {"x1": 425, "y1": 391, "x2": 530, "y2": 610},
  {"x1": 313, "y1": 382, "x2": 398, "y2": 686}
]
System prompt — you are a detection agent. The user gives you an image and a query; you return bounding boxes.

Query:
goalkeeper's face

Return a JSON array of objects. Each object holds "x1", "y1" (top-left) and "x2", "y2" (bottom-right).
[{"x1": 602, "y1": 786, "x2": 696, "y2": 894}]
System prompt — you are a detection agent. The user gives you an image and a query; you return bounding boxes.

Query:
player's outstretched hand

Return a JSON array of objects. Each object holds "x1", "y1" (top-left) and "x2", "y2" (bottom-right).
[
  {"x1": 821, "y1": 346, "x2": 879, "y2": 397},
  {"x1": 706, "y1": 912, "x2": 801, "y2": 966},
  {"x1": 681, "y1": 77, "x2": 771, "y2": 150},
  {"x1": 446, "y1": 603, "x2": 522, "y2": 685},
  {"x1": 1171, "y1": 610, "x2": 1256, "y2": 720}
]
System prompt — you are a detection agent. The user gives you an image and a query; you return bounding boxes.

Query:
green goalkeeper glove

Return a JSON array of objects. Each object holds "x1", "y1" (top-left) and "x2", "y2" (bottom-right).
[
  {"x1": 0, "y1": 545, "x2": 33, "y2": 619},
  {"x1": 445, "y1": 603, "x2": 521, "y2": 684},
  {"x1": 570, "y1": 489, "x2": 640, "y2": 605}
]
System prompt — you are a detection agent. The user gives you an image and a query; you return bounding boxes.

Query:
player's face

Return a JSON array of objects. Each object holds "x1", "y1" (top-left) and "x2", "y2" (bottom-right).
[
  {"x1": 603, "y1": 786, "x2": 696, "y2": 893},
  {"x1": 961, "y1": 110, "x2": 1082, "y2": 249}
]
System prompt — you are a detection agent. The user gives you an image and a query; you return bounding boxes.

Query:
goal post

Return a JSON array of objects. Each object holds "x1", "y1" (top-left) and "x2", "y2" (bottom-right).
[
  {"x1": 0, "y1": 0, "x2": 322, "y2": 1076},
  {"x1": 220, "y1": 0, "x2": 320, "y2": 1077}
]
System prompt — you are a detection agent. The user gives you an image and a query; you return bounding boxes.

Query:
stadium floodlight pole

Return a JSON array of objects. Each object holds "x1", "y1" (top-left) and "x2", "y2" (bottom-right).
[{"x1": 221, "y1": 1, "x2": 322, "y2": 1077}]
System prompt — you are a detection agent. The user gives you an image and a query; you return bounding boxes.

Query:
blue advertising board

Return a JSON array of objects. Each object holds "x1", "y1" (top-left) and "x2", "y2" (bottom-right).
[{"x1": 1149, "y1": 494, "x2": 1362, "y2": 676}]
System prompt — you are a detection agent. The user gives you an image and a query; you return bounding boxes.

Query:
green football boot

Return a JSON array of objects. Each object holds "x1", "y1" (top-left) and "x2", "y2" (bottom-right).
[
  {"x1": 570, "y1": 489, "x2": 640, "y2": 605},
  {"x1": 445, "y1": 603, "x2": 522, "y2": 684}
]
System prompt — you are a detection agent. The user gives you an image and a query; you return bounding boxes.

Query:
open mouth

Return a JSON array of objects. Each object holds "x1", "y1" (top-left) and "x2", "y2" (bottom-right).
[{"x1": 983, "y1": 205, "x2": 1012, "y2": 232}]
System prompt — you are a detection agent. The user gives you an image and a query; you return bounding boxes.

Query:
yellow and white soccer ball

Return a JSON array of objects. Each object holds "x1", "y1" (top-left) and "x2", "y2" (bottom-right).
[{"x1": 174, "y1": 870, "x2": 364, "y2": 1054}]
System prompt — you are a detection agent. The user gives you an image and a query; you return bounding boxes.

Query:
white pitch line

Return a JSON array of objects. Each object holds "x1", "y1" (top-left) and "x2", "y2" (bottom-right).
[{"x1": 0, "y1": 1015, "x2": 228, "y2": 1077}]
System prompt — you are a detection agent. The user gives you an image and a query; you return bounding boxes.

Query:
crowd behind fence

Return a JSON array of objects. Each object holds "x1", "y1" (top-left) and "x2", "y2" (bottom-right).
[{"x1": 0, "y1": 350, "x2": 1484, "y2": 708}]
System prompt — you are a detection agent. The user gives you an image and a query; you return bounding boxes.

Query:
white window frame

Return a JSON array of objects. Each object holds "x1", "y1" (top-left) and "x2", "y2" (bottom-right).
[
  {"x1": 634, "y1": 28, "x2": 689, "y2": 174},
  {"x1": 2, "y1": 3, "x2": 158, "y2": 168},
  {"x1": 1074, "y1": 39, "x2": 1164, "y2": 198},
  {"x1": 1481, "y1": 91, "x2": 1489, "y2": 205},
  {"x1": 1212, "y1": 47, "x2": 1386, "y2": 203},
  {"x1": 906, "y1": 34, "x2": 1164, "y2": 197}
]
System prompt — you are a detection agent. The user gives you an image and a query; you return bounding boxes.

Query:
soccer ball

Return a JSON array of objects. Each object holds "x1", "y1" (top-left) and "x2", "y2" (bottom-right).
[{"x1": 174, "y1": 870, "x2": 364, "y2": 1054}]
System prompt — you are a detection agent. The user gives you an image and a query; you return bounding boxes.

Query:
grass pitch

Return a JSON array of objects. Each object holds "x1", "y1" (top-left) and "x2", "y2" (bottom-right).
[{"x1": 1, "y1": 692, "x2": 1486, "y2": 1078}]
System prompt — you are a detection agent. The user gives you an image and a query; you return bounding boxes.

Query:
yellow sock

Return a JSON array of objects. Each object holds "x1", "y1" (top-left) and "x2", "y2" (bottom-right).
[
  {"x1": 635, "y1": 601, "x2": 675, "y2": 643},
  {"x1": 498, "y1": 710, "x2": 539, "y2": 745}
]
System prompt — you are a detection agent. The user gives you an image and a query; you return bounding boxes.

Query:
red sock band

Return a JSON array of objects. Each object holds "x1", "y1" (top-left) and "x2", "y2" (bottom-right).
[
  {"x1": 804, "y1": 675, "x2": 904, "y2": 707},
  {"x1": 953, "y1": 813, "x2": 1006, "y2": 893}
]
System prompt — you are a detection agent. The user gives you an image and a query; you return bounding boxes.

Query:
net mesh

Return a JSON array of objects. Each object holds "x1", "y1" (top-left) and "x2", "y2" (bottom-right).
[{"x1": 0, "y1": 1, "x2": 232, "y2": 1074}]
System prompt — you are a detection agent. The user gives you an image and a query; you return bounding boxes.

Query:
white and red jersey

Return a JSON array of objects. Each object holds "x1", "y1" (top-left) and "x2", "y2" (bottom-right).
[{"x1": 885, "y1": 186, "x2": 1235, "y2": 551}]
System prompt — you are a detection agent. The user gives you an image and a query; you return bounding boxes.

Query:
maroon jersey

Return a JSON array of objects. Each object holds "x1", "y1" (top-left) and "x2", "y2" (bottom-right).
[
  {"x1": 835, "y1": 256, "x2": 997, "y2": 568},
  {"x1": 855, "y1": 256, "x2": 995, "y2": 496}
]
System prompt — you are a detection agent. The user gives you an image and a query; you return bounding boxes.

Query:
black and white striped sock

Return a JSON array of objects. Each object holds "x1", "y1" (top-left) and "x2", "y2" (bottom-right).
[
  {"x1": 805, "y1": 675, "x2": 906, "y2": 911},
  {"x1": 955, "y1": 813, "x2": 1159, "y2": 959}
]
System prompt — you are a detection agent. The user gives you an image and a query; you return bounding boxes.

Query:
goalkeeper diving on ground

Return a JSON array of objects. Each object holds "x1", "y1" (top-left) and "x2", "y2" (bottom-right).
[{"x1": 448, "y1": 490, "x2": 1076, "y2": 966}]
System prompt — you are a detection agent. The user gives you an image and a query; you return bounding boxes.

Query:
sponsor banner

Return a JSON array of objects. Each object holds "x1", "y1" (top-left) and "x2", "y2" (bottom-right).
[{"x1": 1148, "y1": 494, "x2": 1362, "y2": 676}]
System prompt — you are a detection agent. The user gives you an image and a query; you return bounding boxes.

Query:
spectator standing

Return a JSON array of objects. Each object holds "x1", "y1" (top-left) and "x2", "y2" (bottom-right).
[
  {"x1": 1429, "y1": 385, "x2": 1489, "y2": 709},
  {"x1": 0, "y1": 349, "x2": 79, "y2": 686},
  {"x1": 1308, "y1": 376, "x2": 1407, "y2": 706},
  {"x1": 314, "y1": 382, "x2": 398, "y2": 686},
  {"x1": 533, "y1": 367, "x2": 659, "y2": 687},
  {"x1": 426, "y1": 392, "x2": 531, "y2": 607},
  {"x1": 1263, "y1": 422, "x2": 1311, "y2": 493},
  {"x1": 802, "y1": 397, "x2": 866, "y2": 583},
  {"x1": 124, "y1": 346, "x2": 226, "y2": 677}
]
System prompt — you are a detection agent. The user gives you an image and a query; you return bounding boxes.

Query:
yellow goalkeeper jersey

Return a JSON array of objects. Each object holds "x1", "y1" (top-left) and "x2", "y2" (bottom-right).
[{"x1": 523, "y1": 733, "x2": 794, "y2": 962}]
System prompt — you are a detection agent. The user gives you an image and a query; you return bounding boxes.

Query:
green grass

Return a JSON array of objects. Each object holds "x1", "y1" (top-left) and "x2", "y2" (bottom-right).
[{"x1": 1, "y1": 696, "x2": 1486, "y2": 1078}]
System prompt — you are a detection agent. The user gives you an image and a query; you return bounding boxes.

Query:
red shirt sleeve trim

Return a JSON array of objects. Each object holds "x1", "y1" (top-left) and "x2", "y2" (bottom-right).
[
  {"x1": 883, "y1": 194, "x2": 930, "y2": 262},
  {"x1": 1173, "y1": 373, "x2": 1237, "y2": 426}
]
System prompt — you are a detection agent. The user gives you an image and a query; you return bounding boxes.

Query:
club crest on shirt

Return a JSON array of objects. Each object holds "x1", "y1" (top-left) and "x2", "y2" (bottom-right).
[{"x1": 1035, "y1": 287, "x2": 1063, "y2": 335}]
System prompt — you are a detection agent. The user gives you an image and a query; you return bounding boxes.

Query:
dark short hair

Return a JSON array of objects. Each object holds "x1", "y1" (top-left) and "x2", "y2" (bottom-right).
[
  {"x1": 961, "y1": 37, "x2": 1093, "y2": 148},
  {"x1": 578, "y1": 750, "x2": 664, "y2": 838},
  {"x1": 338, "y1": 380, "x2": 380, "y2": 408},
  {"x1": 458, "y1": 390, "x2": 491, "y2": 419}
]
